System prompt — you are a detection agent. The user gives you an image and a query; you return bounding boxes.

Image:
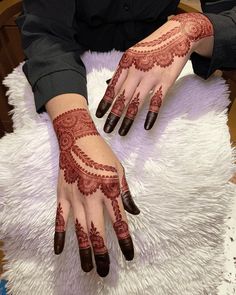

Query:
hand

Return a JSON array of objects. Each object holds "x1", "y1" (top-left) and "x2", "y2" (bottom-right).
[
  {"x1": 96, "y1": 13, "x2": 214, "y2": 135},
  {"x1": 52, "y1": 107, "x2": 140, "y2": 277}
]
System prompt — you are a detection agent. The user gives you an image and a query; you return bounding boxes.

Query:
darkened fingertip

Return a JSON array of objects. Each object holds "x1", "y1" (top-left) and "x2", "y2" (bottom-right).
[
  {"x1": 118, "y1": 117, "x2": 134, "y2": 136},
  {"x1": 79, "y1": 248, "x2": 94, "y2": 272},
  {"x1": 122, "y1": 192, "x2": 140, "y2": 215},
  {"x1": 103, "y1": 113, "x2": 120, "y2": 133},
  {"x1": 94, "y1": 253, "x2": 110, "y2": 277},
  {"x1": 118, "y1": 237, "x2": 134, "y2": 261},
  {"x1": 54, "y1": 231, "x2": 65, "y2": 255},
  {"x1": 106, "y1": 78, "x2": 111, "y2": 84},
  {"x1": 144, "y1": 111, "x2": 158, "y2": 130},
  {"x1": 96, "y1": 100, "x2": 112, "y2": 118}
]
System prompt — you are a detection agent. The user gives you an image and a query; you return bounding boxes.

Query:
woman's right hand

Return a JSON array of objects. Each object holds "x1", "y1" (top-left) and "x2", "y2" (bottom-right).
[{"x1": 46, "y1": 94, "x2": 140, "y2": 277}]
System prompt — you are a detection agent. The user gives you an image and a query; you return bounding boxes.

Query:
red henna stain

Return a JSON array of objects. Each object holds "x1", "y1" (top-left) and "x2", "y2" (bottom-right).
[
  {"x1": 72, "y1": 145, "x2": 117, "y2": 173},
  {"x1": 126, "y1": 92, "x2": 140, "y2": 120},
  {"x1": 89, "y1": 222, "x2": 107, "y2": 254},
  {"x1": 110, "y1": 89, "x2": 126, "y2": 117},
  {"x1": 121, "y1": 174, "x2": 129, "y2": 194},
  {"x1": 103, "y1": 67, "x2": 123, "y2": 103},
  {"x1": 118, "y1": 13, "x2": 213, "y2": 72},
  {"x1": 55, "y1": 202, "x2": 65, "y2": 233},
  {"x1": 149, "y1": 86, "x2": 163, "y2": 113},
  {"x1": 53, "y1": 108, "x2": 130, "y2": 246},
  {"x1": 75, "y1": 218, "x2": 90, "y2": 249}
]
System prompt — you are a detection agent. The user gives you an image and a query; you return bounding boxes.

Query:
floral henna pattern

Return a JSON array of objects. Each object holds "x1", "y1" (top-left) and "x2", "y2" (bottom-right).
[
  {"x1": 53, "y1": 109, "x2": 132, "y2": 259},
  {"x1": 149, "y1": 86, "x2": 163, "y2": 113},
  {"x1": 103, "y1": 67, "x2": 123, "y2": 103},
  {"x1": 110, "y1": 90, "x2": 126, "y2": 117},
  {"x1": 53, "y1": 109, "x2": 99, "y2": 147},
  {"x1": 75, "y1": 218, "x2": 90, "y2": 249},
  {"x1": 126, "y1": 92, "x2": 140, "y2": 120},
  {"x1": 118, "y1": 13, "x2": 213, "y2": 72},
  {"x1": 89, "y1": 222, "x2": 107, "y2": 254},
  {"x1": 55, "y1": 202, "x2": 65, "y2": 233},
  {"x1": 72, "y1": 145, "x2": 117, "y2": 173}
]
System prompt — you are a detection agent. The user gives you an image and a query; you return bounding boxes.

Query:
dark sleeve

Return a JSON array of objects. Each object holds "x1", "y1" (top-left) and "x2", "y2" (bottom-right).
[
  {"x1": 15, "y1": 0, "x2": 88, "y2": 114},
  {"x1": 190, "y1": 4, "x2": 236, "y2": 79}
]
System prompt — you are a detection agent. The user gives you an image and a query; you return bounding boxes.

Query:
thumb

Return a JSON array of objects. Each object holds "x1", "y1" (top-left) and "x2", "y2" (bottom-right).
[{"x1": 118, "y1": 164, "x2": 140, "y2": 215}]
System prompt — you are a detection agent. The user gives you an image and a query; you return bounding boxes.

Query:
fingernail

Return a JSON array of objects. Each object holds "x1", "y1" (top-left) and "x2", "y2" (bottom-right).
[
  {"x1": 122, "y1": 192, "x2": 140, "y2": 215},
  {"x1": 118, "y1": 118, "x2": 134, "y2": 136},
  {"x1": 80, "y1": 248, "x2": 94, "y2": 272},
  {"x1": 96, "y1": 101, "x2": 112, "y2": 118},
  {"x1": 118, "y1": 237, "x2": 134, "y2": 261},
  {"x1": 95, "y1": 253, "x2": 110, "y2": 277},
  {"x1": 54, "y1": 232, "x2": 65, "y2": 255},
  {"x1": 144, "y1": 111, "x2": 158, "y2": 130},
  {"x1": 104, "y1": 124, "x2": 114, "y2": 133},
  {"x1": 104, "y1": 114, "x2": 120, "y2": 133}
]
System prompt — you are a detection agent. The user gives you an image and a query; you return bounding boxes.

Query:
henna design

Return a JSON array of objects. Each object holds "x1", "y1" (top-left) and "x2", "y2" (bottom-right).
[
  {"x1": 110, "y1": 90, "x2": 126, "y2": 117},
  {"x1": 172, "y1": 13, "x2": 213, "y2": 42},
  {"x1": 121, "y1": 174, "x2": 129, "y2": 194},
  {"x1": 53, "y1": 109, "x2": 99, "y2": 147},
  {"x1": 126, "y1": 92, "x2": 140, "y2": 120},
  {"x1": 75, "y1": 218, "x2": 90, "y2": 249},
  {"x1": 72, "y1": 145, "x2": 117, "y2": 172},
  {"x1": 103, "y1": 67, "x2": 123, "y2": 103},
  {"x1": 133, "y1": 27, "x2": 180, "y2": 48},
  {"x1": 55, "y1": 202, "x2": 65, "y2": 233},
  {"x1": 118, "y1": 13, "x2": 213, "y2": 72},
  {"x1": 53, "y1": 109, "x2": 133, "y2": 261},
  {"x1": 89, "y1": 222, "x2": 107, "y2": 254},
  {"x1": 149, "y1": 86, "x2": 163, "y2": 113}
]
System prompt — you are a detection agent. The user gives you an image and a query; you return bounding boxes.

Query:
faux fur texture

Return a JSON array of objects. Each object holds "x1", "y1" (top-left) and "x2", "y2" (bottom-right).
[{"x1": 0, "y1": 51, "x2": 236, "y2": 295}]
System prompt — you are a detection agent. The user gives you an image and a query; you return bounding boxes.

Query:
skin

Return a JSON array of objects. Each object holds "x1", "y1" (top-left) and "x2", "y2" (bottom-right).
[
  {"x1": 46, "y1": 94, "x2": 140, "y2": 277},
  {"x1": 95, "y1": 13, "x2": 214, "y2": 135},
  {"x1": 45, "y1": 12, "x2": 214, "y2": 278}
]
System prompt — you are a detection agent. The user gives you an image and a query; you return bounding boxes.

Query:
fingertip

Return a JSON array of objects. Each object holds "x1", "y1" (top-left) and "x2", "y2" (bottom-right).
[
  {"x1": 95, "y1": 109, "x2": 104, "y2": 118},
  {"x1": 144, "y1": 111, "x2": 158, "y2": 130},
  {"x1": 104, "y1": 113, "x2": 120, "y2": 133},
  {"x1": 95, "y1": 253, "x2": 110, "y2": 277},
  {"x1": 79, "y1": 248, "x2": 94, "y2": 273},
  {"x1": 54, "y1": 231, "x2": 66, "y2": 255},
  {"x1": 118, "y1": 117, "x2": 134, "y2": 136},
  {"x1": 118, "y1": 128, "x2": 128, "y2": 136},
  {"x1": 118, "y1": 236, "x2": 134, "y2": 261},
  {"x1": 96, "y1": 100, "x2": 112, "y2": 118},
  {"x1": 122, "y1": 192, "x2": 141, "y2": 215}
]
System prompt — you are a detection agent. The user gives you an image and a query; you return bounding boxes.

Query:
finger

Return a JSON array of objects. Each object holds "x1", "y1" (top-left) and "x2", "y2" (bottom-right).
[
  {"x1": 96, "y1": 67, "x2": 127, "y2": 118},
  {"x1": 101, "y1": 178, "x2": 134, "y2": 261},
  {"x1": 54, "y1": 198, "x2": 70, "y2": 255},
  {"x1": 144, "y1": 85, "x2": 164, "y2": 130},
  {"x1": 103, "y1": 77, "x2": 140, "y2": 133},
  {"x1": 118, "y1": 164, "x2": 140, "y2": 215},
  {"x1": 84, "y1": 195, "x2": 110, "y2": 277},
  {"x1": 71, "y1": 191, "x2": 94, "y2": 273},
  {"x1": 118, "y1": 80, "x2": 154, "y2": 136}
]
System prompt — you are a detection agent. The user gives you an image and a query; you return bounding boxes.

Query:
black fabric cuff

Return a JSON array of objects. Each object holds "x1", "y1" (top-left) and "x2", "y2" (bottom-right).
[
  {"x1": 191, "y1": 12, "x2": 236, "y2": 79},
  {"x1": 33, "y1": 70, "x2": 88, "y2": 114}
]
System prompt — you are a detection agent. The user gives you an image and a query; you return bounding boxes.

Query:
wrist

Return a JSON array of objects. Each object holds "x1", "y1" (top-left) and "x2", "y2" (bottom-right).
[
  {"x1": 46, "y1": 93, "x2": 88, "y2": 121},
  {"x1": 171, "y1": 13, "x2": 214, "y2": 57}
]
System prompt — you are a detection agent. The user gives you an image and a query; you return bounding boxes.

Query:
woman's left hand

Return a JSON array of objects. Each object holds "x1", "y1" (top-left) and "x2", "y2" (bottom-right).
[{"x1": 96, "y1": 13, "x2": 214, "y2": 135}]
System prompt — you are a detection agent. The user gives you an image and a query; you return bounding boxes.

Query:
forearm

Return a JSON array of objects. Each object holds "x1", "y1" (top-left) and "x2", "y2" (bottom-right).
[{"x1": 45, "y1": 93, "x2": 88, "y2": 120}]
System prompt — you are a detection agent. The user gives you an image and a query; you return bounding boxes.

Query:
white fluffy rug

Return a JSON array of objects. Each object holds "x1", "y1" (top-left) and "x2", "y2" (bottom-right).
[{"x1": 0, "y1": 51, "x2": 236, "y2": 295}]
